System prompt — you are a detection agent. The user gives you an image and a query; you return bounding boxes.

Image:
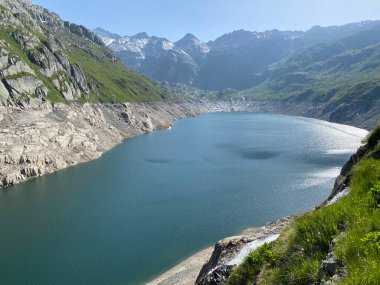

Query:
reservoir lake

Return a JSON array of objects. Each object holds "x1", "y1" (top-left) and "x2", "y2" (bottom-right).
[{"x1": 0, "y1": 113, "x2": 367, "y2": 284}]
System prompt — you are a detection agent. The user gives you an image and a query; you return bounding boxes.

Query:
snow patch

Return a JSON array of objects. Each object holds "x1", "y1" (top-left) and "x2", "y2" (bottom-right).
[
  {"x1": 111, "y1": 37, "x2": 149, "y2": 53},
  {"x1": 162, "y1": 41, "x2": 174, "y2": 50}
]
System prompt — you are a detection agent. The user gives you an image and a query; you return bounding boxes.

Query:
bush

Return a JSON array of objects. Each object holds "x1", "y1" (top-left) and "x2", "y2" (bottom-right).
[{"x1": 369, "y1": 181, "x2": 380, "y2": 209}]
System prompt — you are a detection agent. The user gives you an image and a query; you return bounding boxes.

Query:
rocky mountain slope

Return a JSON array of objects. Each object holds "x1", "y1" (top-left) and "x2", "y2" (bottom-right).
[
  {"x1": 94, "y1": 28, "x2": 209, "y2": 86},
  {"x1": 234, "y1": 24, "x2": 380, "y2": 129},
  {"x1": 0, "y1": 0, "x2": 218, "y2": 188},
  {"x1": 95, "y1": 21, "x2": 380, "y2": 90},
  {"x1": 0, "y1": 0, "x2": 165, "y2": 107}
]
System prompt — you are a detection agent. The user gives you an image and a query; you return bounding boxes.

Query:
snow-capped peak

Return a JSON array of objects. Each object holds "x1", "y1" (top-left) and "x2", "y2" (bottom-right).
[{"x1": 175, "y1": 33, "x2": 210, "y2": 54}]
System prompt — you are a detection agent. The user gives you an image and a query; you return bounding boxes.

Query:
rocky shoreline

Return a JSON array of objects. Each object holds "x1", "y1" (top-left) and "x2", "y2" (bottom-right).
[
  {"x1": 1, "y1": 99, "x2": 375, "y2": 189},
  {"x1": 195, "y1": 216, "x2": 297, "y2": 285},
  {"x1": 0, "y1": 101, "x2": 231, "y2": 188},
  {"x1": 147, "y1": 216, "x2": 296, "y2": 285}
]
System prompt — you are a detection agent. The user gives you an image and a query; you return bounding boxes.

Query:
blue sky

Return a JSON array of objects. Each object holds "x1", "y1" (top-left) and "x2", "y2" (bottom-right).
[{"x1": 33, "y1": 0, "x2": 380, "y2": 41}]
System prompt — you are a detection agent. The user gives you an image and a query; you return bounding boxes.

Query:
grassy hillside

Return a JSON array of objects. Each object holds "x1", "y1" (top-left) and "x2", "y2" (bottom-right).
[
  {"x1": 235, "y1": 26, "x2": 380, "y2": 110},
  {"x1": 64, "y1": 41, "x2": 165, "y2": 103},
  {"x1": 0, "y1": 0, "x2": 165, "y2": 105},
  {"x1": 228, "y1": 125, "x2": 380, "y2": 284}
]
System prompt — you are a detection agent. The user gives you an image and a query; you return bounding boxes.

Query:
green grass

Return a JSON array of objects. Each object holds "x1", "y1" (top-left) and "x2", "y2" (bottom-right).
[
  {"x1": 66, "y1": 44, "x2": 165, "y2": 103},
  {"x1": 228, "y1": 126, "x2": 380, "y2": 285},
  {"x1": 334, "y1": 159, "x2": 380, "y2": 284},
  {"x1": 228, "y1": 243, "x2": 276, "y2": 285}
]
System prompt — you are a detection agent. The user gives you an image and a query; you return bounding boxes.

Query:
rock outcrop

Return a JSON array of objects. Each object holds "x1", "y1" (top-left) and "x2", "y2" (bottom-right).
[
  {"x1": 64, "y1": 22, "x2": 104, "y2": 46},
  {"x1": 0, "y1": 0, "x2": 97, "y2": 104},
  {"x1": 196, "y1": 216, "x2": 295, "y2": 285},
  {"x1": 327, "y1": 126, "x2": 380, "y2": 201}
]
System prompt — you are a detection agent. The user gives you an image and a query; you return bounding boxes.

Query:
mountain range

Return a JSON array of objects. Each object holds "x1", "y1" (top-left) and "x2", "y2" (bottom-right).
[{"x1": 94, "y1": 21, "x2": 380, "y2": 90}]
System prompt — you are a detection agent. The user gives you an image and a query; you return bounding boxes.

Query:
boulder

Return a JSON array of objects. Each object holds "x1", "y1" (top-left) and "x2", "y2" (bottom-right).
[
  {"x1": 317, "y1": 238, "x2": 347, "y2": 284},
  {"x1": 0, "y1": 82, "x2": 10, "y2": 102},
  {"x1": 28, "y1": 46, "x2": 65, "y2": 77},
  {"x1": 4, "y1": 76, "x2": 44, "y2": 97},
  {"x1": 320, "y1": 254, "x2": 344, "y2": 277},
  {"x1": 20, "y1": 166, "x2": 39, "y2": 177},
  {"x1": 70, "y1": 64, "x2": 88, "y2": 93},
  {"x1": 120, "y1": 111, "x2": 131, "y2": 123},
  {"x1": 142, "y1": 117, "x2": 154, "y2": 132},
  {"x1": 10, "y1": 31, "x2": 40, "y2": 50},
  {"x1": 54, "y1": 50, "x2": 71, "y2": 71},
  {"x1": 0, "y1": 59, "x2": 35, "y2": 77},
  {"x1": 196, "y1": 236, "x2": 252, "y2": 285},
  {"x1": 0, "y1": 8, "x2": 22, "y2": 28},
  {"x1": 0, "y1": 51, "x2": 9, "y2": 69},
  {"x1": 52, "y1": 75, "x2": 82, "y2": 100},
  {"x1": 198, "y1": 265, "x2": 234, "y2": 285}
]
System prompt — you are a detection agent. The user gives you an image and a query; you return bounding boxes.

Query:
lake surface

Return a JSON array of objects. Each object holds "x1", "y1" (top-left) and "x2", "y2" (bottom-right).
[{"x1": 0, "y1": 113, "x2": 367, "y2": 285}]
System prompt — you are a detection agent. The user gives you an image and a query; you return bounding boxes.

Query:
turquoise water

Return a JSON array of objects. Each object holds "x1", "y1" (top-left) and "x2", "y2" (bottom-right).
[{"x1": 0, "y1": 113, "x2": 366, "y2": 285}]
